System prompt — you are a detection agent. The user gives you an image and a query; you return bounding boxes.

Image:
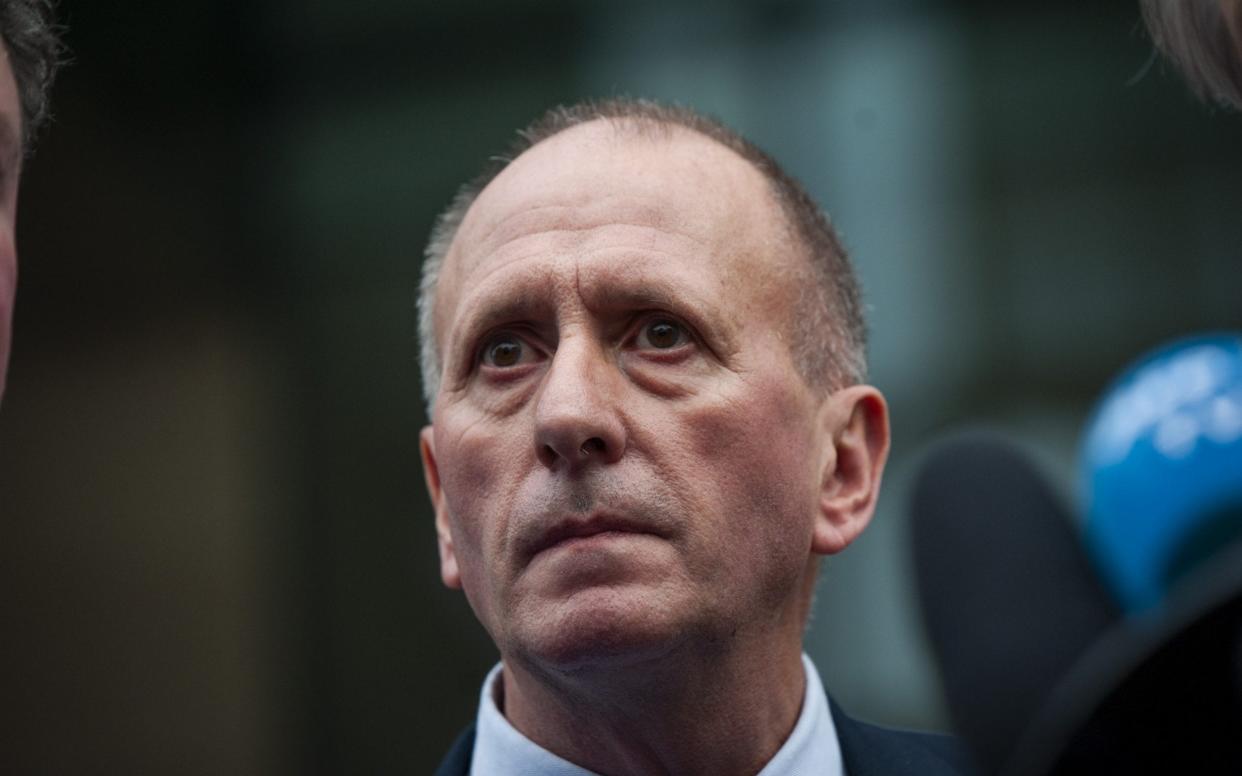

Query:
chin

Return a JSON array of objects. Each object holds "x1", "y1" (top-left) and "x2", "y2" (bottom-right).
[{"x1": 513, "y1": 586, "x2": 687, "y2": 673}]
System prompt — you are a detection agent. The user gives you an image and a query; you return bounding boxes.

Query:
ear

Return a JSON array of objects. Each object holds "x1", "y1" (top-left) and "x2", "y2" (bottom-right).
[
  {"x1": 420, "y1": 425, "x2": 462, "y2": 589},
  {"x1": 811, "y1": 385, "x2": 890, "y2": 556}
]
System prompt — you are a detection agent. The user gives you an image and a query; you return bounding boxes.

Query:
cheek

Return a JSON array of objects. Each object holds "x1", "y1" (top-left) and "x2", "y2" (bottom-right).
[
  {"x1": 434, "y1": 409, "x2": 532, "y2": 610},
  {"x1": 677, "y1": 372, "x2": 820, "y2": 578}
]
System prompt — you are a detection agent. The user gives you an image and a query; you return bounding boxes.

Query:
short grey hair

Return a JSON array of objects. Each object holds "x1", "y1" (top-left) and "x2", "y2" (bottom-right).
[
  {"x1": 1141, "y1": 0, "x2": 1242, "y2": 109},
  {"x1": 418, "y1": 98, "x2": 867, "y2": 415},
  {"x1": 0, "y1": 0, "x2": 64, "y2": 152}
]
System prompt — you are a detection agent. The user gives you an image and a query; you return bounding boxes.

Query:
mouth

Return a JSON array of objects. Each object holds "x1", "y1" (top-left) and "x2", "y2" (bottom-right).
[{"x1": 528, "y1": 514, "x2": 663, "y2": 559}]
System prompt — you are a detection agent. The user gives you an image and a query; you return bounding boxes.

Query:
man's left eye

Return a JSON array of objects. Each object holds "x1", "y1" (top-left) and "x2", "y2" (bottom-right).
[{"x1": 636, "y1": 318, "x2": 689, "y2": 350}]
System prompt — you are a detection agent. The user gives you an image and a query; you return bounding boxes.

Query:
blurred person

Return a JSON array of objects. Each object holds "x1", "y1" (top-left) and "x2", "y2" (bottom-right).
[
  {"x1": 417, "y1": 99, "x2": 974, "y2": 776},
  {"x1": 1141, "y1": 0, "x2": 1242, "y2": 108},
  {"x1": 0, "y1": 0, "x2": 62, "y2": 401}
]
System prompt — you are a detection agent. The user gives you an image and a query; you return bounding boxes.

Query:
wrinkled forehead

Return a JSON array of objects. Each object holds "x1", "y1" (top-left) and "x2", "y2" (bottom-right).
[{"x1": 444, "y1": 120, "x2": 791, "y2": 286}]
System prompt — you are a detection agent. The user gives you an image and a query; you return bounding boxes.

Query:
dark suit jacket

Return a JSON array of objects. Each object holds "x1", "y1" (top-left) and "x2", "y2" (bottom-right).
[{"x1": 432, "y1": 697, "x2": 977, "y2": 775}]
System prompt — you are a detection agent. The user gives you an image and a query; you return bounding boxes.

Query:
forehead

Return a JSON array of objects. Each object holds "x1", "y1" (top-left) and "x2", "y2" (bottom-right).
[{"x1": 439, "y1": 120, "x2": 794, "y2": 317}]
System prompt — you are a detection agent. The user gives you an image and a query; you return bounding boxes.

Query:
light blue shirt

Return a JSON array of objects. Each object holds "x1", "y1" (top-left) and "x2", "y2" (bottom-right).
[{"x1": 469, "y1": 653, "x2": 844, "y2": 776}]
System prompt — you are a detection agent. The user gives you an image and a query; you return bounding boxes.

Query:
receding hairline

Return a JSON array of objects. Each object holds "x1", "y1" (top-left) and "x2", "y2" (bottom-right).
[{"x1": 446, "y1": 115, "x2": 795, "y2": 272}]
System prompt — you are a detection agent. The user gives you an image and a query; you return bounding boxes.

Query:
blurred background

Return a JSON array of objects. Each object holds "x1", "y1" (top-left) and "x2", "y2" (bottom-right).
[{"x1": 2, "y1": 0, "x2": 1239, "y2": 772}]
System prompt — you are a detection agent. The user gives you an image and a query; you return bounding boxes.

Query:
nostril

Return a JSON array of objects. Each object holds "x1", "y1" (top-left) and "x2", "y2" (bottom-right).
[
  {"x1": 539, "y1": 444, "x2": 558, "y2": 466},
  {"x1": 580, "y1": 437, "x2": 606, "y2": 457}
]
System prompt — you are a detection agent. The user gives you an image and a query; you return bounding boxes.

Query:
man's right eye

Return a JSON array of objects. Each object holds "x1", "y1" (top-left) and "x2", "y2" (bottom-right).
[{"x1": 481, "y1": 335, "x2": 529, "y2": 368}]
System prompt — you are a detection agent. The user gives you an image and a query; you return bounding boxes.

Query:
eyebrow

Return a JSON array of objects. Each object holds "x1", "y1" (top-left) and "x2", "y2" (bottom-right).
[{"x1": 585, "y1": 284, "x2": 700, "y2": 315}]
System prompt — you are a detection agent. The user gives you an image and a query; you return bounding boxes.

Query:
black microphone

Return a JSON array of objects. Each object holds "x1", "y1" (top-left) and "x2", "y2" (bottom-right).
[{"x1": 909, "y1": 430, "x2": 1120, "y2": 774}]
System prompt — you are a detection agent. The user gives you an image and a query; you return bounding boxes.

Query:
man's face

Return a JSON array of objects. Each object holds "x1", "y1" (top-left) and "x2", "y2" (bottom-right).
[
  {"x1": 422, "y1": 122, "x2": 852, "y2": 669},
  {"x1": 0, "y1": 45, "x2": 23, "y2": 399}
]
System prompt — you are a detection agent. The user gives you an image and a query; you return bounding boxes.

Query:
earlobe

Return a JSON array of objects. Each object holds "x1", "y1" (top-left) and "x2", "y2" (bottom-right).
[
  {"x1": 420, "y1": 425, "x2": 462, "y2": 589},
  {"x1": 810, "y1": 386, "x2": 891, "y2": 556}
]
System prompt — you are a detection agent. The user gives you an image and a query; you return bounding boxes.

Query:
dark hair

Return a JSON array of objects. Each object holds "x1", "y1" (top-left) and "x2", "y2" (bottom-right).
[
  {"x1": 418, "y1": 98, "x2": 867, "y2": 412},
  {"x1": 1141, "y1": 0, "x2": 1242, "y2": 109},
  {"x1": 0, "y1": 0, "x2": 64, "y2": 151}
]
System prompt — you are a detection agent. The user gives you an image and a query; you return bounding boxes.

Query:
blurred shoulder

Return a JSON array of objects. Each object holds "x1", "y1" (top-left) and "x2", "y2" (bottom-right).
[
  {"x1": 831, "y1": 698, "x2": 979, "y2": 776},
  {"x1": 432, "y1": 722, "x2": 475, "y2": 776}
]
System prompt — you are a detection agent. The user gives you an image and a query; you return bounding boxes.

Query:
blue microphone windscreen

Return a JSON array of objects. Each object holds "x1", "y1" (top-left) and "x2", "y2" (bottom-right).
[{"x1": 1081, "y1": 334, "x2": 1242, "y2": 613}]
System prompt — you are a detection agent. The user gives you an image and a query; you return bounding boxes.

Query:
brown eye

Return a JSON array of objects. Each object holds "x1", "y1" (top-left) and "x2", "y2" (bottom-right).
[
  {"x1": 638, "y1": 319, "x2": 687, "y2": 350},
  {"x1": 484, "y1": 336, "x2": 525, "y2": 367}
]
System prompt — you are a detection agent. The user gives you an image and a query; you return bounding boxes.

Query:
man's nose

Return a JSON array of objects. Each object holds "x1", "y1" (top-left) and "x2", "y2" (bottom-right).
[{"x1": 533, "y1": 339, "x2": 626, "y2": 471}]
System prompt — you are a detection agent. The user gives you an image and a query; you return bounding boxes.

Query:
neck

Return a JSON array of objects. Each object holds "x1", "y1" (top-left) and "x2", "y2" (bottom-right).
[{"x1": 499, "y1": 623, "x2": 808, "y2": 776}]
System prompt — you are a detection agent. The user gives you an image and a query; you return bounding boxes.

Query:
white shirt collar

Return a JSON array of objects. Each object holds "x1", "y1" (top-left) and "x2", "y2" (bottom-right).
[{"x1": 469, "y1": 653, "x2": 844, "y2": 776}]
